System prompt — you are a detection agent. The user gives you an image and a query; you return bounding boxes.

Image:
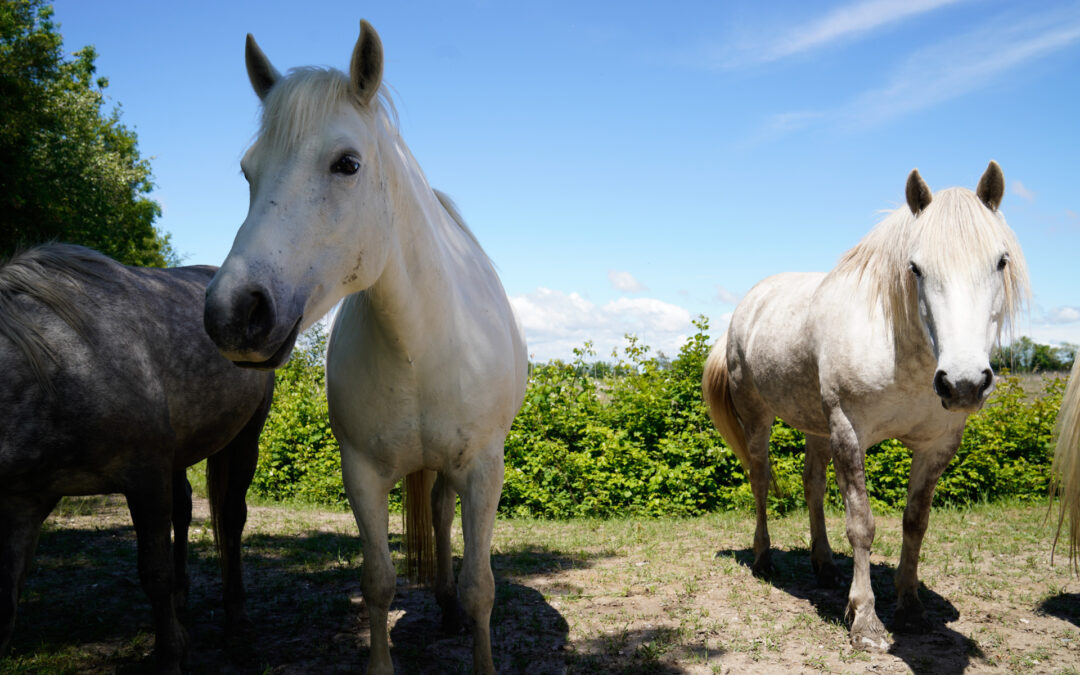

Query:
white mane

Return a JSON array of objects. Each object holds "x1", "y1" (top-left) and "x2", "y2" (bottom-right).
[{"x1": 829, "y1": 187, "x2": 1029, "y2": 341}]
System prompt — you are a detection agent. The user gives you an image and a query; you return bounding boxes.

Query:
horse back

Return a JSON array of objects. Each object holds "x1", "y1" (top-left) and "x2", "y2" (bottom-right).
[{"x1": 0, "y1": 247, "x2": 272, "y2": 495}]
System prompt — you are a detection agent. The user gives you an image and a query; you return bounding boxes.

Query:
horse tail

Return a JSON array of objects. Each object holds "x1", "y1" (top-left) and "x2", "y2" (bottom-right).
[
  {"x1": 703, "y1": 332, "x2": 751, "y2": 474},
  {"x1": 207, "y1": 451, "x2": 231, "y2": 570},
  {"x1": 403, "y1": 469, "x2": 437, "y2": 585},
  {"x1": 1052, "y1": 358, "x2": 1080, "y2": 571}
]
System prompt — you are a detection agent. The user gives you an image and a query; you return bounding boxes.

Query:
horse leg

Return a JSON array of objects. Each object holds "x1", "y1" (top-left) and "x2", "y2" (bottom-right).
[
  {"x1": 341, "y1": 450, "x2": 395, "y2": 675},
  {"x1": 432, "y1": 472, "x2": 465, "y2": 634},
  {"x1": 829, "y1": 414, "x2": 888, "y2": 651},
  {"x1": 745, "y1": 425, "x2": 774, "y2": 577},
  {"x1": 804, "y1": 434, "x2": 840, "y2": 587},
  {"x1": 127, "y1": 480, "x2": 188, "y2": 673},
  {"x1": 0, "y1": 495, "x2": 57, "y2": 657},
  {"x1": 171, "y1": 471, "x2": 192, "y2": 611},
  {"x1": 208, "y1": 414, "x2": 262, "y2": 630},
  {"x1": 894, "y1": 436, "x2": 959, "y2": 632},
  {"x1": 457, "y1": 447, "x2": 503, "y2": 675}
]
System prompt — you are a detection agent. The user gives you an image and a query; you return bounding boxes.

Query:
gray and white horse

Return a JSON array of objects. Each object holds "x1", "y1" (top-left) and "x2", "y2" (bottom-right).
[
  {"x1": 704, "y1": 162, "x2": 1028, "y2": 650},
  {"x1": 0, "y1": 244, "x2": 274, "y2": 672},
  {"x1": 203, "y1": 21, "x2": 527, "y2": 674}
]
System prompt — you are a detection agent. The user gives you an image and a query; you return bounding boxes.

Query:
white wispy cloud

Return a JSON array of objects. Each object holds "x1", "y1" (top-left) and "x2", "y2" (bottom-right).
[
  {"x1": 510, "y1": 287, "x2": 695, "y2": 362},
  {"x1": 709, "y1": 0, "x2": 968, "y2": 68},
  {"x1": 608, "y1": 270, "x2": 647, "y2": 293},
  {"x1": 1048, "y1": 306, "x2": 1080, "y2": 324},
  {"x1": 1011, "y1": 180, "x2": 1035, "y2": 202},
  {"x1": 764, "y1": 7, "x2": 1080, "y2": 135}
]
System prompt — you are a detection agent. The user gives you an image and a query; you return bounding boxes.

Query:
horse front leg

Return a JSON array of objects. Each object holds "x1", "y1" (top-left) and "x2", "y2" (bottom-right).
[
  {"x1": 0, "y1": 494, "x2": 57, "y2": 657},
  {"x1": 127, "y1": 480, "x2": 188, "y2": 673},
  {"x1": 458, "y1": 447, "x2": 504, "y2": 675},
  {"x1": 804, "y1": 434, "x2": 840, "y2": 587},
  {"x1": 341, "y1": 449, "x2": 395, "y2": 675},
  {"x1": 894, "y1": 433, "x2": 961, "y2": 632},
  {"x1": 432, "y1": 472, "x2": 465, "y2": 634},
  {"x1": 829, "y1": 414, "x2": 889, "y2": 651}
]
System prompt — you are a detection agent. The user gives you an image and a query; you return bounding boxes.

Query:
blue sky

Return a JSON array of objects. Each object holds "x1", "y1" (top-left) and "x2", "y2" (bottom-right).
[{"x1": 51, "y1": 0, "x2": 1080, "y2": 362}]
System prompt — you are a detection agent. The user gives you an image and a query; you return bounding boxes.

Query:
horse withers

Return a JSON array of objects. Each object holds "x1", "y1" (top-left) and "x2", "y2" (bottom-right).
[
  {"x1": 0, "y1": 244, "x2": 274, "y2": 672},
  {"x1": 203, "y1": 21, "x2": 527, "y2": 675},
  {"x1": 704, "y1": 162, "x2": 1028, "y2": 650}
]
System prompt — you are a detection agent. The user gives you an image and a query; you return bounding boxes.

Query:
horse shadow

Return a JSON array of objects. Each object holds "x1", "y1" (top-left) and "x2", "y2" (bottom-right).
[
  {"x1": 1037, "y1": 592, "x2": 1080, "y2": 628},
  {"x1": 717, "y1": 546, "x2": 980, "y2": 675},
  {"x1": 6, "y1": 517, "x2": 574, "y2": 673}
]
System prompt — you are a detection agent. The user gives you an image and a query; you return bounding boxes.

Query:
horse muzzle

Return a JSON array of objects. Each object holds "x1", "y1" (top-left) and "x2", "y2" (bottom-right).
[
  {"x1": 204, "y1": 274, "x2": 303, "y2": 370},
  {"x1": 933, "y1": 367, "x2": 994, "y2": 413}
]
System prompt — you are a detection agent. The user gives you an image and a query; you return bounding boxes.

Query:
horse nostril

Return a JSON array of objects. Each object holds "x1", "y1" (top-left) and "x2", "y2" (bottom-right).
[
  {"x1": 978, "y1": 368, "x2": 994, "y2": 398},
  {"x1": 242, "y1": 288, "x2": 276, "y2": 345},
  {"x1": 933, "y1": 370, "x2": 951, "y2": 399}
]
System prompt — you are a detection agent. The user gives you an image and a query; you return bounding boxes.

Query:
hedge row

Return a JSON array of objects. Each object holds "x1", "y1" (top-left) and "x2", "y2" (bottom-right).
[{"x1": 249, "y1": 319, "x2": 1066, "y2": 518}]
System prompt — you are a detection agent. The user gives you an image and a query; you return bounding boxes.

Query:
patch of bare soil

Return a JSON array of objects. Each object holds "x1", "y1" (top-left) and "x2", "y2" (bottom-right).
[{"x1": 5, "y1": 496, "x2": 1079, "y2": 673}]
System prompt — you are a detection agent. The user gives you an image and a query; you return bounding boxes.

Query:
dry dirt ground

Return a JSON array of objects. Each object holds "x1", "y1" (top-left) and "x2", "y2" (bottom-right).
[{"x1": 3, "y1": 495, "x2": 1079, "y2": 674}]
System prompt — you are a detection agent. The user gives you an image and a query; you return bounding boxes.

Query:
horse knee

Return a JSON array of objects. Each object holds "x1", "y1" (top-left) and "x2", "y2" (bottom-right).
[
  {"x1": 361, "y1": 559, "x2": 395, "y2": 610},
  {"x1": 458, "y1": 564, "x2": 494, "y2": 619}
]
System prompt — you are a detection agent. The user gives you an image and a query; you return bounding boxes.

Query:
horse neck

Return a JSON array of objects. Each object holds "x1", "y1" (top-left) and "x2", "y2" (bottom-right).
[{"x1": 363, "y1": 137, "x2": 466, "y2": 358}]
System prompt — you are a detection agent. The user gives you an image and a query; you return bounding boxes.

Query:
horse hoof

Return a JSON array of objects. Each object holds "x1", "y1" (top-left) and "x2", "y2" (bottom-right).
[
  {"x1": 751, "y1": 551, "x2": 774, "y2": 578},
  {"x1": 849, "y1": 613, "x2": 890, "y2": 652}
]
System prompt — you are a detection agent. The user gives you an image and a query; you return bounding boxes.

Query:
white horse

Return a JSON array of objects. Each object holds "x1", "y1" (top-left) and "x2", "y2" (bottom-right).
[
  {"x1": 704, "y1": 162, "x2": 1028, "y2": 650},
  {"x1": 1053, "y1": 358, "x2": 1080, "y2": 570},
  {"x1": 203, "y1": 21, "x2": 527, "y2": 674}
]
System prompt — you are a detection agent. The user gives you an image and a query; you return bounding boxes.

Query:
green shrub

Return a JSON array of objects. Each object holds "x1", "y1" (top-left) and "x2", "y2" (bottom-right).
[
  {"x1": 247, "y1": 318, "x2": 1066, "y2": 519},
  {"x1": 250, "y1": 325, "x2": 346, "y2": 506}
]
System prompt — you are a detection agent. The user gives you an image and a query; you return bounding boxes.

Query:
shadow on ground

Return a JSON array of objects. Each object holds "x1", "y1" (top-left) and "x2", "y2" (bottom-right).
[
  {"x1": 717, "y1": 546, "x2": 981, "y2": 675},
  {"x1": 1037, "y1": 592, "x2": 1080, "y2": 628},
  {"x1": 5, "y1": 514, "x2": 575, "y2": 674}
]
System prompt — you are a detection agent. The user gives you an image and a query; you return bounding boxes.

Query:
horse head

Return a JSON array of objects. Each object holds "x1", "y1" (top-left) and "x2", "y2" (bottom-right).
[
  {"x1": 204, "y1": 21, "x2": 393, "y2": 368},
  {"x1": 903, "y1": 161, "x2": 1027, "y2": 413}
]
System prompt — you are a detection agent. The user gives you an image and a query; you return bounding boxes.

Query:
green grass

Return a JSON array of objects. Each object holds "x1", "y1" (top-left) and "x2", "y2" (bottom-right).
[{"x1": 4, "y1": 497, "x2": 1079, "y2": 673}]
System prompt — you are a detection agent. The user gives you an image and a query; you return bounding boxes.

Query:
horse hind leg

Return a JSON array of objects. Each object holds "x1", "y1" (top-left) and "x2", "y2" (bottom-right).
[
  {"x1": 457, "y1": 447, "x2": 504, "y2": 675},
  {"x1": 894, "y1": 437, "x2": 958, "y2": 633},
  {"x1": 0, "y1": 494, "x2": 57, "y2": 657},
  {"x1": 804, "y1": 434, "x2": 840, "y2": 587},
  {"x1": 432, "y1": 472, "x2": 465, "y2": 634},
  {"x1": 744, "y1": 424, "x2": 774, "y2": 577},
  {"x1": 207, "y1": 395, "x2": 268, "y2": 631},
  {"x1": 171, "y1": 471, "x2": 193, "y2": 611}
]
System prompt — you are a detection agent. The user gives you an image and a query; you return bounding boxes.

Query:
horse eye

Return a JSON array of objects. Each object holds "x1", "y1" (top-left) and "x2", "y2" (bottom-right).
[
  {"x1": 909, "y1": 262, "x2": 922, "y2": 279},
  {"x1": 331, "y1": 154, "x2": 360, "y2": 176},
  {"x1": 997, "y1": 254, "x2": 1009, "y2": 271}
]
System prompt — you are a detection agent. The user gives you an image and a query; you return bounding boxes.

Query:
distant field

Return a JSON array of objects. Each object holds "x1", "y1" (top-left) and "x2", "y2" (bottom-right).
[{"x1": 3, "y1": 496, "x2": 1079, "y2": 673}]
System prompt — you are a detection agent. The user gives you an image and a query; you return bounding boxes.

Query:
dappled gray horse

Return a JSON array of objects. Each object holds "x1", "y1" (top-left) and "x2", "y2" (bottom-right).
[
  {"x1": 0, "y1": 244, "x2": 274, "y2": 673},
  {"x1": 705, "y1": 162, "x2": 1029, "y2": 650}
]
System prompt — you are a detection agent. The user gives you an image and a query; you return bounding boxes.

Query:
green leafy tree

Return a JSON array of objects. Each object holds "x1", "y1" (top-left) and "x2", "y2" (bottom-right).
[{"x1": 0, "y1": 0, "x2": 175, "y2": 266}]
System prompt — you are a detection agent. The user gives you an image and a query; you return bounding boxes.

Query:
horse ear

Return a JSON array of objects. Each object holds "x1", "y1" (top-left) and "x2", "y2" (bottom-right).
[
  {"x1": 905, "y1": 169, "x2": 932, "y2": 215},
  {"x1": 976, "y1": 160, "x2": 1005, "y2": 211},
  {"x1": 350, "y1": 20, "x2": 384, "y2": 106},
  {"x1": 246, "y1": 34, "x2": 281, "y2": 100}
]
